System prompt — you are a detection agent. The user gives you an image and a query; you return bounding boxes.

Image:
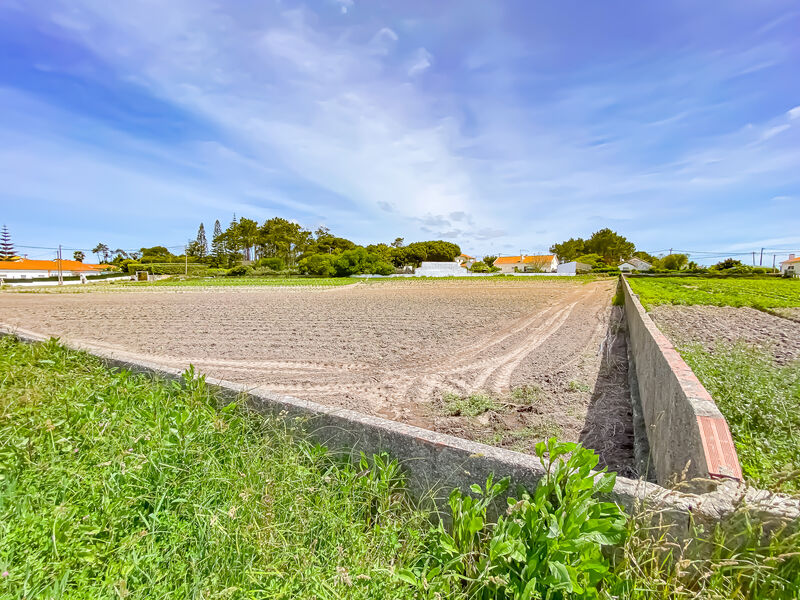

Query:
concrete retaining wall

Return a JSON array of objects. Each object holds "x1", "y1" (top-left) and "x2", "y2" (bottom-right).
[
  {"x1": 619, "y1": 276, "x2": 742, "y2": 487},
  {"x1": 2, "y1": 324, "x2": 797, "y2": 535}
]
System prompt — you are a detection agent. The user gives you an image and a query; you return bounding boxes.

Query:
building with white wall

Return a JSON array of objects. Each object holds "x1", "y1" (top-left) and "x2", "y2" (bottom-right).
[
  {"x1": 493, "y1": 255, "x2": 558, "y2": 274},
  {"x1": 0, "y1": 258, "x2": 107, "y2": 280}
]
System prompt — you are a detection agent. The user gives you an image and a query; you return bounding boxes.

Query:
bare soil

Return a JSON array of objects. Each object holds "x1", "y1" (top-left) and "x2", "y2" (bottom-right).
[
  {"x1": 649, "y1": 305, "x2": 800, "y2": 364},
  {"x1": 0, "y1": 278, "x2": 634, "y2": 472}
]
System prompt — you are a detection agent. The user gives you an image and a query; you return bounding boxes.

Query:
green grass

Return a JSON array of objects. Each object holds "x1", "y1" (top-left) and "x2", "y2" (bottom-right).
[
  {"x1": 2, "y1": 337, "x2": 798, "y2": 599},
  {"x1": 441, "y1": 391, "x2": 499, "y2": 416},
  {"x1": 0, "y1": 337, "x2": 427, "y2": 598},
  {"x1": 680, "y1": 342, "x2": 800, "y2": 494},
  {"x1": 148, "y1": 276, "x2": 358, "y2": 287},
  {"x1": 627, "y1": 276, "x2": 800, "y2": 310}
]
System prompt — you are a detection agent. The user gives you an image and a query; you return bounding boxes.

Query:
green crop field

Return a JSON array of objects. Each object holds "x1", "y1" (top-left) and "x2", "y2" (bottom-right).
[
  {"x1": 146, "y1": 276, "x2": 359, "y2": 287},
  {"x1": 627, "y1": 276, "x2": 800, "y2": 310},
  {"x1": 2, "y1": 336, "x2": 799, "y2": 599}
]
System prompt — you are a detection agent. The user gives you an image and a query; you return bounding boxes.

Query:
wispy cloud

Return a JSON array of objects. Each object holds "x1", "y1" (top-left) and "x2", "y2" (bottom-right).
[{"x1": 0, "y1": 1, "x2": 798, "y2": 256}]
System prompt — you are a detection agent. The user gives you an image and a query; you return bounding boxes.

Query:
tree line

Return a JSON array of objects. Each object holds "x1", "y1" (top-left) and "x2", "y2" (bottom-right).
[{"x1": 89, "y1": 216, "x2": 461, "y2": 277}]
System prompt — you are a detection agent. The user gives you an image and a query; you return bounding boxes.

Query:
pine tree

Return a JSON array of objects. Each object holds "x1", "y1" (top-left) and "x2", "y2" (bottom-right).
[
  {"x1": 211, "y1": 220, "x2": 224, "y2": 264},
  {"x1": 196, "y1": 223, "x2": 208, "y2": 258},
  {"x1": 0, "y1": 225, "x2": 16, "y2": 259}
]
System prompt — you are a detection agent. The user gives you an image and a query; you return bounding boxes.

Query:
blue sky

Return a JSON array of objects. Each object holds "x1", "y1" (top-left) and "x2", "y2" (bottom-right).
[{"x1": 1, "y1": 0, "x2": 799, "y2": 263}]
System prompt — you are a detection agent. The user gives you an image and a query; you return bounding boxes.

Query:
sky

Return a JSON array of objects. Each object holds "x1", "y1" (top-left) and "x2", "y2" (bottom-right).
[{"x1": 1, "y1": 0, "x2": 799, "y2": 264}]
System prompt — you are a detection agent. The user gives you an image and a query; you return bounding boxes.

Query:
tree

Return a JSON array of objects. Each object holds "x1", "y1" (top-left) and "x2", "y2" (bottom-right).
[
  {"x1": 584, "y1": 229, "x2": 635, "y2": 263},
  {"x1": 73, "y1": 250, "x2": 85, "y2": 262},
  {"x1": 633, "y1": 250, "x2": 657, "y2": 264},
  {"x1": 212, "y1": 220, "x2": 224, "y2": 264},
  {"x1": 658, "y1": 253, "x2": 688, "y2": 271},
  {"x1": 391, "y1": 237, "x2": 404, "y2": 248},
  {"x1": 575, "y1": 254, "x2": 606, "y2": 268},
  {"x1": 0, "y1": 225, "x2": 15, "y2": 259},
  {"x1": 195, "y1": 223, "x2": 208, "y2": 259},
  {"x1": 237, "y1": 218, "x2": 259, "y2": 261},
  {"x1": 711, "y1": 258, "x2": 744, "y2": 271},
  {"x1": 113, "y1": 249, "x2": 128, "y2": 259},
  {"x1": 550, "y1": 238, "x2": 586, "y2": 262},
  {"x1": 550, "y1": 229, "x2": 635, "y2": 264},
  {"x1": 483, "y1": 255, "x2": 498, "y2": 267},
  {"x1": 92, "y1": 243, "x2": 111, "y2": 263},
  {"x1": 257, "y1": 217, "x2": 312, "y2": 266}
]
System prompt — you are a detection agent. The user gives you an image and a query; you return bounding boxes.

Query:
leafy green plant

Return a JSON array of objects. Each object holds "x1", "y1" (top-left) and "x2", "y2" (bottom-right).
[
  {"x1": 626, "y1": 277, "x2": 800, "y2": 311},
  {"x1": 442, "y1": 392, "x2": 499, "y2": 416},
  {"x1": 399, "y1": 438, "x2": 627, "y2": 599}
]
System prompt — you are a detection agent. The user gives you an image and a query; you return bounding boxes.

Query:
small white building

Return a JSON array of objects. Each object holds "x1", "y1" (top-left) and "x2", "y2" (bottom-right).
[
  {"x1": 455, "y1": 253, "x2": 476, "y2": 268},
  {"x1": 557, "y1": 261, "x2": 592, "y2": 274},
  {"x1": 493, "y1": 255, "x2": 558, "y2": 274},
  {"x1": 780, "y1": 254, "x2": 799, "y2": 277},
  {"x1": 0, "y1": 258, "x2": 107, "y2": 280},
  {"x1": 619, "y1": 257, "x2": 652, "y2": 272}
]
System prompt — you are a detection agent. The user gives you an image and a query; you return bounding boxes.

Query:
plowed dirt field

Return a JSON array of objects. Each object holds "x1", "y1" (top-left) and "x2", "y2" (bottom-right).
[{"x1": 0, "y1": 278, "x2": 635, "y2": 472}]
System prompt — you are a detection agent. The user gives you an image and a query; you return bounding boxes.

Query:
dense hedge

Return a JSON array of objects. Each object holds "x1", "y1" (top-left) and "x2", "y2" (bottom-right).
[{"x1": 126, "y1": 262, "x2": 209, "y2": 275}]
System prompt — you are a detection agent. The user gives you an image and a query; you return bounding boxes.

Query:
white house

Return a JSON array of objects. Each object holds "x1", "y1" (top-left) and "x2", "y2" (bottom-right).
[
  {"x1": 0, "y1": 258, "x2": 107, "y2": 280},
  {"x1": 619, "y1": 257, "x2": 652, "y2": 272},
  {"x1": 780, "y1": 254, "x2": 799, "y2": 277},
  {"x1": 455, "y1": 253, "x2": 476, "y2": 268},
  {"x1": 493, "y1": 255, "x2": 558, "y2": 274}
]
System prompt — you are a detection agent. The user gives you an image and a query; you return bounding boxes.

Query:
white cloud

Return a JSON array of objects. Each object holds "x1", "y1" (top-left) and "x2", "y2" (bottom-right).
[
  {"x1": 334, "y1": 0, "x2": 353, "y2": 14},
  {"x1": 788, "y1": 105, "x2": 800, "y2": 120},
  {"x1": 408, "y1": 48, "x2": 432, "y2": 76},
  {"x1": 759, "y1": 123, "x2": 790, "y2": 141}
]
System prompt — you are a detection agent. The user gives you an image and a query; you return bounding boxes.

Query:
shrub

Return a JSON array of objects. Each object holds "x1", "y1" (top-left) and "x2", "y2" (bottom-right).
[
  {"x1": 256, "y1": 257, "x2": 285, "y2": 271},
  {"x1": 298, "y1": 253, "x2": 336, "y2": 277},
  {"x1": 226, "y1": 265, "x2": 253, "y2": 277},
  {"x1": 469, "y1": 261, "x2": 490, "y2": 273}
]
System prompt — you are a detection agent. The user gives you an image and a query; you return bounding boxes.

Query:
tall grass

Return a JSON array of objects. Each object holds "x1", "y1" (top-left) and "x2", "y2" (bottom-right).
[
  {"x1": 1, "y1": 337, "x2": 798, "y2": 599},
  {"x1": 0, "y1": 337, "x2": 427, "y2": 598},
  {"x1": 681, "y1": 342, "x2": 800, "y2": 494}
]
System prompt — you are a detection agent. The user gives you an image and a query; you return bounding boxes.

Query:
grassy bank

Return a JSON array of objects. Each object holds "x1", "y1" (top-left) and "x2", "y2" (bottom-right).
[
  {"x1": 148, "y1": 276, "x2": 359, "y2": 287},
  {"x1": 681, "y1": 342, "x2": 800, "y2": 494},
  {"x1": 627, "y1": 276, "x2": 800, "y2": 310},
  {"x1": 0, "y1": 337, "x2": 427, "y2": 598},
  {"x1": 1, "y1": 338, "x2": 798, "y2": 599}
]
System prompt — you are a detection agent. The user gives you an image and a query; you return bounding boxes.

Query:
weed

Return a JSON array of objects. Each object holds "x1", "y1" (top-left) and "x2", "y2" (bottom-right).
[
  {"x1": 399, "y1": 438, "x2": 627, "y2": 599},
  {"x1": 680, "y1": 342, "x2": 800, "y2": 494},
  {"x1": 442, "y1": 391, "x2": 499, "y2": 416},
  {"x1": 569, "y1": 380, "x2": 591, "y2": 393},
  {"x1": 510, "y1": 384, "x2": 542, "y2": 404}
]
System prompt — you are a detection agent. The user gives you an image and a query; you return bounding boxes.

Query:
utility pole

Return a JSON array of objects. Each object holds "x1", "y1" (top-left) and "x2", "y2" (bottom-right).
[
  {"x1": 760, "y1": 248, "x2": 764, "y2": 266},
  {"x1": 185, "y1": 245, "x2": 188, "y2": 276},
  {"x1": 57, "y1": 245, "x2": 63, "y2": 286},
  {"x1": 773, "y1": 255, "x2": 776, "y2": 271},
  {"x1": 668, "y1": 248, "x2": 672, "y2": 255},
  {"x1": 752, "y1": 252, "x2": 756, "y2": 266}
]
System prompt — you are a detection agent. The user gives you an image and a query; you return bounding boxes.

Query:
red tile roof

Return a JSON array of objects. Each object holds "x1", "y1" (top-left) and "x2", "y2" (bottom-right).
[
  {"x1": 493, "y1": 255, "x2": 555, "y2": 266},
  {"x1": 0, "y1": 259, "x2": 106, "y2": 272}
]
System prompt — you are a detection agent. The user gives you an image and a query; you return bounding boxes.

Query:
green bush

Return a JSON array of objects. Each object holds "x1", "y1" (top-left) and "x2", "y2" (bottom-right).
[
  {"x1": 256, "y1": 257, "x2": 285, "y2": 271},
  {"x1": 298, "y1": 253, "x2": 336, "y2": 277},
  {"x1": 226, "y1": 265, "x2": 254, "y2": 277},
  {"x1": 126, "y1": 262, "x2": 209, "y2": 276}
]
